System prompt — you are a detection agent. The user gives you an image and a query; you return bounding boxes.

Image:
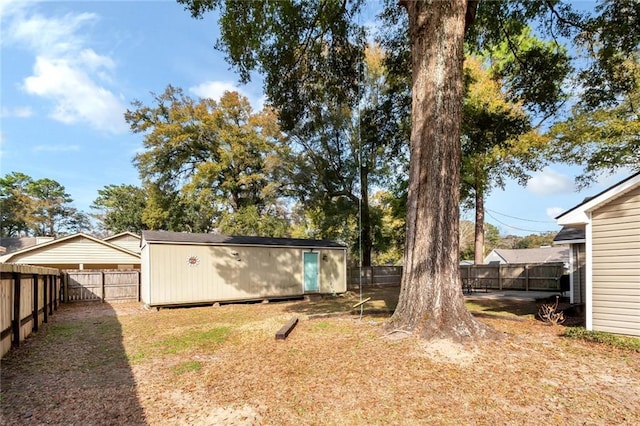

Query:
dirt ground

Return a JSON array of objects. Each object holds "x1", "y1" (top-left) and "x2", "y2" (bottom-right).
[{"x1": 1, "y1": 288, "x2": 639, "y2": 425}]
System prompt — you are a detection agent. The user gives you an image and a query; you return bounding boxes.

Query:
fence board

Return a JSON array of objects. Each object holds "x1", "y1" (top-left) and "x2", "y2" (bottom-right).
[
  {"x1": 348, "y1": 266, "x2": 402, "y2": 289},
  {"x1": 348, "y1": 263, "x2": 565, "y2": 292},
  {"x1": 63, "y1": 270, "x2": 139, "y2": 303},
  {"x1": 1, "y1": 265, "x2": 60, "y2": 359}
]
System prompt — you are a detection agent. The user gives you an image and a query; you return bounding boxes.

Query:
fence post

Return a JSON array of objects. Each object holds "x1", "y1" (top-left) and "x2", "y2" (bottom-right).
[
  {"x1": 43, "y1": 274, "x2": 48, "y2": 324},
  {"x1": 49, "y1": 274, "x2": 54, "y2": 314},
  {"x1": 101, "y1": 271, "x2": 105, "y2": 303},
  {"x1": 525, "y1": 266, "x2": 530, "y2": 291},
  {"x1": 54, "y1": 274, "x2": 57, "y2": 310},
  {"x1": 32, "y1": 275, "x2": 39, "y2": 332},
  {"x1": 12, "y1": 272, "x2": 21, "y2": 348},
  {"x1": 63, "y1": 273, "x2": 68, "y2": 302},
  {"x1": 498, "y1": 264, "x2": 503, "y2": 290}
]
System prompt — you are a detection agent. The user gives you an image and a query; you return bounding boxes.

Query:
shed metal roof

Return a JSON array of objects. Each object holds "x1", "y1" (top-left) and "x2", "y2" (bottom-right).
[{"x1": 141, "y1": 230, "x2": 346, "y2": 248}]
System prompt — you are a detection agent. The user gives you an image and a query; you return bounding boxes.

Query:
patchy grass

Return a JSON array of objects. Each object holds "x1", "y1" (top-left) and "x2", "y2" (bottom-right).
[
  {"x1": 156, "y1": 326, "x2": 231, "y2": 355},
  {"x1": 564, "y1": 327, "x2": 640, "y2": 352},
  {"x1": 1, "y1": 294, "x2": 639, "y2": 426},
  {"x1": 172, "y1": 361, "x2": 203, "y2": 375},
  {"x1": 465, "y1": 298, "x2": 538, "y2": 318},
  {"x1": 44, "y1": 323, "x2": 82, "y2": 339}
]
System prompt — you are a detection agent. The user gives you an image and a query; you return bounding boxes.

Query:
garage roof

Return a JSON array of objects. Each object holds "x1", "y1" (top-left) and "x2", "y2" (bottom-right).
[{"x1": 142, "y1": 230, "x2": 346, "y2": 248}]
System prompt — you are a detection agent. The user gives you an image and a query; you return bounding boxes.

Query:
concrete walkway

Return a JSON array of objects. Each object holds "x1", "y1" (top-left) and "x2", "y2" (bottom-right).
[{"x1": 464, "y1": 290, "x2": 563, "y2": 301}]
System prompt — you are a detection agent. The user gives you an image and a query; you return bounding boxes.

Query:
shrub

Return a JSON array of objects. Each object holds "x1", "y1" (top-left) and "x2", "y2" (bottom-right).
[{"x1": 564, "y1": 327, "x2": 640, "y2": 352}]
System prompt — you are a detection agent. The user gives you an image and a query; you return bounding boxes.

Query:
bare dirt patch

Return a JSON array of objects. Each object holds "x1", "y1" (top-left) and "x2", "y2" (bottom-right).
[{"x1": 2, "y1": 290, "x2": 639, "y2": 425}]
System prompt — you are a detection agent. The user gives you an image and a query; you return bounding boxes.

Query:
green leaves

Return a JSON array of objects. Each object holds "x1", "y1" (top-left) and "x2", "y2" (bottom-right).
[
  {"x1": 126, "y1": 87, "x2": 290, "y2": 234},
  {"x1": 547, "y1": 75, "x2": 640, "y2": 185},
  {"x1": 179, "y1": 0, "x2": 366, "y2": 132},
  {"x1": 0, "y1": 172, "x2": 89, "y2": 237},
  {"x1": 91, "y1": 184, "x2": 148, "y2": 234}
]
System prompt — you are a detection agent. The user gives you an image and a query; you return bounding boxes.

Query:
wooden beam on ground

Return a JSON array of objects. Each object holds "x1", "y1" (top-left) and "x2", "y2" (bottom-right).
[
  {"x1": 351, "y1": 297, "x2": 371, "y2": 310},
  {"x1": 275, "y1": 317, "x2": 299, "y2": 340}
]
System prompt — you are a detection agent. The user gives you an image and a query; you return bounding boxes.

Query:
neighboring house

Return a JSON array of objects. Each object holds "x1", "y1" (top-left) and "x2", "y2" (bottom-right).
[
  {"x1": 103, "y1": 232, "x2": 141, "y2": 254},
  {"x1": 0, "y1": 236, "x2": 54, "y2": 254},
  {"x1": 483, "y1": 247, "x2": 569, "y2": 265},
  {"x1": 141, "y1": 230, "x2": 347, "y2": 307},
  {"x1": 0, "y1": 233, "x2": 141, "y2": 270},
  {"x1": 555, "y1": 171, "x2": 640, "y2": 337}
]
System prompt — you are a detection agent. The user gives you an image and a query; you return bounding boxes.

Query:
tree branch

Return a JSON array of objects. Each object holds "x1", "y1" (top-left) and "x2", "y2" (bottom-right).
[{"x1": 465, "y1": 0, "x2": 479, "y2": 33}]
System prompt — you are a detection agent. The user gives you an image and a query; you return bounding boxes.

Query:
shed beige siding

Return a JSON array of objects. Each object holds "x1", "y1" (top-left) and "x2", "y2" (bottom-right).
[
  {"x1": 141, "y1": 242, "x2": 151, "y2": 303},
  {"x1": 142, "y1": 242, "x2": 346, "y2": 306},
  {"x1": 591, "y1": 186, "x2": 640, "y2": 337},
  {"x1": 4, "y1": 238, "x2": 140, "y2": 268}
]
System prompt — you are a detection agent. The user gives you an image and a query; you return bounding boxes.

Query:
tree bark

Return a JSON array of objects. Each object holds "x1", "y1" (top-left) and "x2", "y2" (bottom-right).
[{"x1": 389, "y1": 0, "x2": 496, "y2": 340}]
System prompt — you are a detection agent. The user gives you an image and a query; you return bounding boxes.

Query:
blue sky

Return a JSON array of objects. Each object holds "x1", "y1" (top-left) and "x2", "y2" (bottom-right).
[{"x1": 0, "y1": 0, "x2": 631, "y2": 237}]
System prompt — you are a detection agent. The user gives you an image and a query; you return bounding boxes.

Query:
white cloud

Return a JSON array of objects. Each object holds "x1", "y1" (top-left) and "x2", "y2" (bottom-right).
[
  {"x1": 527, "y1": 168, "x2": 575, "y2": 195},
  {"x1": 0, "y1": 0, "x2": 31, "y2": 23},
  {"x1": 546, "y1": 207, "x2": 566, "y2": 220},
  {"x1": 189, "y1": 80, "x2": 243, "y2": 101},
  {"x1": 4, "y1": 7, "x2": 96, "y2": 53},
  {"x1": 3, "y1": 4, "x2": 127, "y2": 133},
  {"x1": 1, "y1": 106, "x2": 33, "y2": 118},
  {"x1": 32, "y1": 144, "x2": 80, "y2": 153},
  {"x1": 24, "y1": 56, "x2": 126, "y2": 131}
]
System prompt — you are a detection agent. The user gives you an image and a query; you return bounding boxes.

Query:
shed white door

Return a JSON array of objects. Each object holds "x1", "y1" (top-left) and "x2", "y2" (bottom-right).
[{"x1": 303, "y1": 252, "x2": 319, "y2": 292}]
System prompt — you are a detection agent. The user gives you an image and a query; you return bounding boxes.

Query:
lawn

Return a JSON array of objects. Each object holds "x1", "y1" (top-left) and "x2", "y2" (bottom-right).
[{"x1": 1, "y1": 288, "x2": 639, "y2": 425}]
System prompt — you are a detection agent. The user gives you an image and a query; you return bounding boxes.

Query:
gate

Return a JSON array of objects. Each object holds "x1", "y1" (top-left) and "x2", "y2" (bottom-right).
[{"x1": 63, "y1": 270, "x2": 140, "y2": 302}]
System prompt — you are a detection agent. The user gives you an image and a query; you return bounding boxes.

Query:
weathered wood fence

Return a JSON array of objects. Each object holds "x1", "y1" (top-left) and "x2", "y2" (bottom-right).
[
  {"x1": 348, "y1": 266, "x2": 402, "y2": 290},
  {"x1": 460, "y1": 263, "x2": 565, "y2": 291},
  {"x1": 62, "y1": 270, "x2": 140, "y2": 303},
  {"x1": 1, "y1": 264, "x2": 61, "y2": 358},
  {"x1": 348, "y1": 263, "x2": 565, "y2": 291}
]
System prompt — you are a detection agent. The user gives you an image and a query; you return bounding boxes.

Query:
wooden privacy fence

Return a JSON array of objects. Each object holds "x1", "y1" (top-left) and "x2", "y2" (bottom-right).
[
  {"x1": 1, "y1": 264, "x2": 61, "y2": 358},
  {"x1": 460, "y1": 263, "x2": 565, "y2": 291},
  {"x1": 62, "y1": 269, "x2": 140, "y2": 303},
  {"x1": 348, "y1": 263, "x2": 565, "y2": 291},
  {"x1": 348, "y1": 266, "x2": 402, "y2": 289}
]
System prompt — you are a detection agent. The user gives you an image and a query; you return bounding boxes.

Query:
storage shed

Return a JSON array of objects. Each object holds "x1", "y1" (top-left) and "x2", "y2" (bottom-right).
[
  {"x1": 140, "y1": 231, "x2": 347, "y2": 307},
  {"x1": 555, "y1": 171, "x2": 640, "y2": 337}
]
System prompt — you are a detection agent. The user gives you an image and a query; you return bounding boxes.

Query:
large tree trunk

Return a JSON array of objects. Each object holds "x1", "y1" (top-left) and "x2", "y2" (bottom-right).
[{"x1": 389, "y1": 0, "x2": 494, "y2": 340}]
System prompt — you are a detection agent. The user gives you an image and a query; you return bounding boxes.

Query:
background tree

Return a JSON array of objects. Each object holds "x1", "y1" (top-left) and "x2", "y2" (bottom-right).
[
  {"x1": 0, "y1": 172, "x2": 34, "y2": 237},
  {"x1": 461, "y1": 55, "x2": 552, "y2": 265},
  {"x1": 0, "y1": 172, "x2": 90, "y2": 237},
  {"x1": 126, "y1": 87, "x2": 290, "y2": 235},
  {"x1": 28, "y1": 178, "x2": 89, "y2": 237},
  {"x1": 514, "y1": 231, "x2": 558, "y2": 249},
  {"x1": 179, "y1": 0, "x2": 637, "y2": 340},
  {"x1": 91, "y1": 184, "x2": 148, "y2": 234},
  {"x1": 548, "y1": 59, "x2": 639, "y2": 185},
  {"x1": 287, "y1": 44, "x2": 408, "y2": 266},
  {"x1": 476, "y1": 0, "x2": 639, "y2": 186}
]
